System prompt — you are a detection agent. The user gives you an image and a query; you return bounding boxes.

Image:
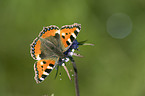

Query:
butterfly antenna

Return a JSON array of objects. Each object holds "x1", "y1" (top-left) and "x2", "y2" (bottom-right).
[{"x1": 62, "y1": 63, "x2": 71, "y2": 81}]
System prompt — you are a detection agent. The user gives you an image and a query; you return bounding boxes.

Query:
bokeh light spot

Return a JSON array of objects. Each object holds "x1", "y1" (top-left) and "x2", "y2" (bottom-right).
[{"x1": 107, "y1": 13, "x2": 132, "y2": 39}]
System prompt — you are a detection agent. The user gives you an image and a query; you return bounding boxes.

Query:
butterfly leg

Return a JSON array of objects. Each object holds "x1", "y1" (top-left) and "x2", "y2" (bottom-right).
[
  {"x1": 62, "y1": 63, "x2": 71, "y2": 80},
  {"x1": 54, "y1": 64, "x2": 59, "y2": 79},
  {"x1": 56, "y1": 58, "x2": 71, "y2": 80}
]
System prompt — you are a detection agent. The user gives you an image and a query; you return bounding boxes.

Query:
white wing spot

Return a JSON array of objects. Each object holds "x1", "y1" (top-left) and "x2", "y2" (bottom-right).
[
  {"x1": 62, "y1": 33, "x2": 65, "y2": 36},
  {"x1": 55, "y1": 30, "x2": 60, "y2": 34},
  {"x1": 36, "y1": 55, "x2": 41, "y2": 60},
  {"x1": 47, "y1": 66, "x2": 53, "y2": 69},
  {"x1": 72, "y1": 33, "x2": 76, "y2": 38},
  {"x1": 40, "y1": 77, "x2": 44, "y2": 81},
  {"x1": 40, "y1": 61, "x2": 43, "y2": 65},
  {"x1": 76, "y1": 28, "x2": 80, "y2": 32},
  {"x1": 68, "y1": 38, "x2": 72, "y2": 43},
  {"x1": 43, "y1": 72, "x2": 49, "y2": 75}
]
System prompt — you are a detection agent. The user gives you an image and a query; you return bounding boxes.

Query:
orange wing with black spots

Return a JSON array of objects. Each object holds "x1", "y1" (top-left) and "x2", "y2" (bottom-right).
[
  {"x1": 30, "y1": 25, "x2": 60, "y2": 60},
  {"x1": 60, "y1": 23, "x2": 81, "y2": 52},
  {"x1": 38, "y1": 26, "x2": 60, "y2": 38},
  {"x1": 34, "y1": 58, "x2": 58, "y2": 83},
  {"x1": 30, "y1": 37, "x2": 41, "y2": 60}
]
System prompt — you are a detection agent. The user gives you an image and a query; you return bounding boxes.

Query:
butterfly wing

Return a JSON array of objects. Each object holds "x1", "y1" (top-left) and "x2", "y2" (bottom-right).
[
  {"x1": 30, "y1": 25, "x2": 62, "y2": 60},
  {"x1": 60, "y1": 23, "x2": 81, "y2": 52},
  {"x1": 34, "y1": 58, "x2": 58, "y2": 83},
  {"x1": 30, "y1": 26, "x2": 63, "y2": 83}
]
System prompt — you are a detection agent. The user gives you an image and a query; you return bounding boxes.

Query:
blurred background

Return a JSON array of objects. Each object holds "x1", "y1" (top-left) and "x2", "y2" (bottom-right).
[{"x1": 0, "y1": 0, "x2": 145, "y2": 96}]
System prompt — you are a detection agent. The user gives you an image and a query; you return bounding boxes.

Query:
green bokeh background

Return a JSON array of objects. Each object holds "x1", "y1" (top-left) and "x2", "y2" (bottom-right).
[{"x1": 1, "y1": 0, "x2": 145, "y2": 96}]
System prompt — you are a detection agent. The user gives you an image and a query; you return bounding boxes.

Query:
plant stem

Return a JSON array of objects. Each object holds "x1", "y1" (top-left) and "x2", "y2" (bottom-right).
[{"x1": 70, "y1": 57, "x2": 80, "y2": 96}]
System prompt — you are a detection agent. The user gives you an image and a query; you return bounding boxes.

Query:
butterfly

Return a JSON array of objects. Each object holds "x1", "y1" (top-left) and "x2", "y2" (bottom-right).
[{"x1": 30, "y1": 23, "x2": 82, "y2": 83}]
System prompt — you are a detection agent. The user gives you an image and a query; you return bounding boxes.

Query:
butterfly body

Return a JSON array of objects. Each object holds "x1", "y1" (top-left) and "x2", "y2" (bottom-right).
[
  {"x1": 30, "y1": 23, "x2": 81, "y2": 83},
  {"x1": 39, "y1": 37, "x2": 64, "y2": 59}
]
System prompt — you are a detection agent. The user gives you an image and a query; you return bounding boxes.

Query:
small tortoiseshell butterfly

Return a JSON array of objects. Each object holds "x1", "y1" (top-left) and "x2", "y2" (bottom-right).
[{"x1": 30, "y1": 23, "x2": 83, "y2": 83}]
